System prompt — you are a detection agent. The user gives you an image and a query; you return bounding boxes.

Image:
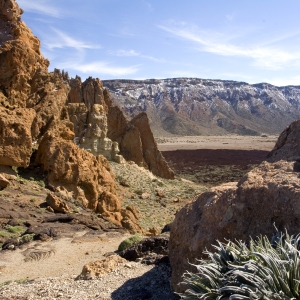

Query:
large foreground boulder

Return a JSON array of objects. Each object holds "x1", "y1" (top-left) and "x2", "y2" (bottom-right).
[{"x1": 169, "y1": 119, "x2": 300, "y2": 292}]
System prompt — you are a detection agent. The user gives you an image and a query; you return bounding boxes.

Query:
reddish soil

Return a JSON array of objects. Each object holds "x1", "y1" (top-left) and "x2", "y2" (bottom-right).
[
  {"x1": 162, "y1": 149, "x2": 270, "y2": 186},
  {"x1": 162, "y1": 149, "x2": 269, "y2": 169}
]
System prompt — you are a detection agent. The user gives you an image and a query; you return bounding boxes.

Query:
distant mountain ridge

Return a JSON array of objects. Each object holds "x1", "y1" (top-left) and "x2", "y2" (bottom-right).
[{"x1": 103, "y1": 78, "x2": 300, "y2": 136}]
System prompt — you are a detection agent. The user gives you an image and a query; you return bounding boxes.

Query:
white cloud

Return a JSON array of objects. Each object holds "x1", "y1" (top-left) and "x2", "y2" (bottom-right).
[
  {"x1": 158, "y1": 24, "x2": 300, "y2": 70},
  {"x1": 108, "y1": 49, "x2": 165, "y2": 62},
  {"x1": 65, "y1": 61, "x2": 140, "y2": 76},
  {"x1": 44, "y1": 28, "x2": 101, "y2": 51},
  {"x1": 17, "y1": 0, "x2": 61, "y2": 18}
]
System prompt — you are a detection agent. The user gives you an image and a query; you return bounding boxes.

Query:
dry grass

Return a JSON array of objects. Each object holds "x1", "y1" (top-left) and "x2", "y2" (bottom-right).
[{"x1": 110, "y1": 162, "x2": 207, "y2": 231}]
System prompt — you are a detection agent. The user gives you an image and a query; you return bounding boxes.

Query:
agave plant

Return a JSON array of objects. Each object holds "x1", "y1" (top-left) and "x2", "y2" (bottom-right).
[{"x1": 179, "y1": 231, "x2": 300, "y2": 300}]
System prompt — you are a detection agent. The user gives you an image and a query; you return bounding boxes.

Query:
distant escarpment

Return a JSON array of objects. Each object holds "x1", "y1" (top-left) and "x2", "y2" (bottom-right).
[
  {"x1": 103, "y1": 78, "x2": 300, "y2": 136},
  {"x1": 0, "y1": 0, "x2": 173, "y2": 232}
]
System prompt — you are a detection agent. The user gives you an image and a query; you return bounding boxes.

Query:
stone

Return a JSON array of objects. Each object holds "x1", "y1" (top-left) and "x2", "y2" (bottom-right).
[
  {"x1": 0, "y1": 174, "x2": 9, "y2": 188},
  {"x1": 36, "y1": 126, "x2": 118, "y2": 212},
  {"x1": 68, "y1": 79, "x2": 124, "y2": 163},
  {"x1": 130, "y1": 113, "x2": 175, "y2": 179},
  {"x1": 78, "y1": 254, "x2": 126, "y2": 280},
  {"x1": 169, "y1": 119, "x2": 300, "y2": 292},
  {"x1": 0, "y1": 108, "x2": 36, "y2": 167},
  {"x1": 119, "y1": 234, "x2": 169, "y2": 263},
  {"x1": 121, "y1": 208, "x2": 143, "y2": 234},
  {"x1": 46, "y1": 192, "x2": 70, "y2": 214}
]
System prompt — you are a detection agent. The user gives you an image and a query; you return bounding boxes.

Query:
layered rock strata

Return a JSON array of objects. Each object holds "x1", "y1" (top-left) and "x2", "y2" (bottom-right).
[{"x1": 169, "y1": 119, "x2": 300, "y2": 292}]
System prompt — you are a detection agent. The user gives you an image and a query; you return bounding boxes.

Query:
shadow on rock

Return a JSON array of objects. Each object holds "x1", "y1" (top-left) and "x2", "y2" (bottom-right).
[{"x1": 111, "y1": 263, "x2": 179, "y2": 300}]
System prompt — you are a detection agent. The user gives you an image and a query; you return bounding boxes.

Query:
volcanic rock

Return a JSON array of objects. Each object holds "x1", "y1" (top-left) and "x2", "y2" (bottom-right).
[
  {"x1": 0, "y1": 107, "x2": 36, "y2": 167},
  {"x1": 79, "y1": 254, "x2": 126, "y2": 280},
  {"x1": 119, "y1": 234, "x2": 169, "y2": 264},
  {"x1": 169, "y1": 119, "x2": 300, "y2": 292},
  {"x1": 68, "y1": 77, "x2": 173, "y2": 178},
  {"x1": 46, "y1": 192, "x2": 70, "y2": 214},
  {"x1": 0, "y1": 173, "x2": 10, "y2": 188}
]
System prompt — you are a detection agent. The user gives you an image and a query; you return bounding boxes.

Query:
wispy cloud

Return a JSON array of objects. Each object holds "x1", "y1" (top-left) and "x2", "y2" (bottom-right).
[
  {"x1": 17, "y1": 0, "x2": 61, "y2": 18},
  {"x1": 158, "y1": 23, "x2": 300, "y2": 70},
  {"x1": 108, "y1": 49, "x2": 165, "y2": 62},
  {"x1": 64, "y1": 61, "x2": 140, "y2": 76},
  {"x1": 44, "y1": 28, "x2": 101, "y2": 51},
  {"x1": 143, "y1": 1, "x2": 153, "y2": 12}
]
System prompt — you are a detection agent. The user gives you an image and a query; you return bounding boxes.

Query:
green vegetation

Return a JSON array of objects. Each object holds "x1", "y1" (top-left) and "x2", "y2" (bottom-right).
[
  {"x1": 37, "y1": 180, "x2": 45, "y2": 188},
  {"x1": 3, "y1": 225, "x2": 24, "y2": 235},
  {"x1": 180, "y1": 231, "x2": 300, "y2": 299},
  {"x1": 19, "y1": 234, "x2": 34, "y2": 244},
  {"x1": 118, "y1": 234, "x2": 143, "y2": 252}
]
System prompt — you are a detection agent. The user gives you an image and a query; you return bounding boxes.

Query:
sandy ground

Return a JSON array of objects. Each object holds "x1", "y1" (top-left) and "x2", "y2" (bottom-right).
[
  {"x1": 0, "y1": 231, "x2": 129, "y2": 283},
  {"x1": 157, "y1": 135, "x2": 278, "y2": 151}
]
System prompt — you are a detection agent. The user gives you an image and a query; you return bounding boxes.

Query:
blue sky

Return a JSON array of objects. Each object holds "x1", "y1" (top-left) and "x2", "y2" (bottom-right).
[{"x1": 17, "y1": 0, "x2": 300, "y2": 86}]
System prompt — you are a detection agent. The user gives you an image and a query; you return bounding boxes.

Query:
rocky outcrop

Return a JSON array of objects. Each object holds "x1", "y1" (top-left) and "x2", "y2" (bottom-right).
[
  {"x1": 104, "y1": 78, "x2": 300, "y2": 136},
  {"x1": 0, "y1": 107, "x2": 36, "y2": 167},
  {"x1": 131, "y1": 113, "x2": 175, "y2": 179},
  {"x1": 0, "y1": 0, "x2": 49, "y2": 108},
  {"x1": 69, "y1": 77, "x2": 174, "y2": 179},
  {"x1": 79, "y1": 254, "x2": 126, "y2": 280},
  {"x1": 0, "y1": 1, "x2": 135, "y2": 230},
  {"x1": 169, "y1": 119, "x2": 300, "y2": 292}
]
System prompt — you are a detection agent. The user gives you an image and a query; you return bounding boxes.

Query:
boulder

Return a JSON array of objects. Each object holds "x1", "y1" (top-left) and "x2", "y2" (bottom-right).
[
  {"x1": 169, "y1": 119, "x2": 300, "y2": 292},
  {"x1": 78, "y1": 254, "x2": 126, "y2": 280},
  {"x1": 46, "y1": 192, "x2": 70, "y2": 214},
  {"x1": 119, "y1": 234, "x2": 169, "y2": 264},
  {"x1": 0, "y1": 173, "x2": 10, "y2": 188}
]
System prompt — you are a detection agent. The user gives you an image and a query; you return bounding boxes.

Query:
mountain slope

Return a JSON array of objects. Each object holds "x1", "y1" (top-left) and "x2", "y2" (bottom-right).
[{"x1": 103, "y1": 78, "x2": 300, "y2": 136}]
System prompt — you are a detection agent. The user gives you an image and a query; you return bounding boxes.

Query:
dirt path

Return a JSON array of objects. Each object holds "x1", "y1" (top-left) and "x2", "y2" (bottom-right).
[{"x1": 0, "y1": 231, "x2": 129, "y2": 283}]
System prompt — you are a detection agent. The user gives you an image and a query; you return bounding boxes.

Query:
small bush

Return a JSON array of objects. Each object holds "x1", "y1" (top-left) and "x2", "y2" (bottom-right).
[
  {"x1": 19, "y1": 234, "x2": 34, "y2": 244},
  {"x1": 3, "y1": 225, "x2": 24, "y2": 235},
  {"x1": 37, "y1": 180, "x2": 45, "y2": 188},
  {"x1": 118, "y1": 234, "x2": 143, "y2": 252},
  {"x1": 180, "y1": 231, "x2": 300, "y2": 299}
]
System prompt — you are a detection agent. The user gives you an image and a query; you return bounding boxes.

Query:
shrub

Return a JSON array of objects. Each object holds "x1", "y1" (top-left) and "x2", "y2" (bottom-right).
[
  {"x1": 3, "y1": 225, "x2": 24, "y2": 235},
  {"x1": 118, "y1": 234, "x2": 143, "y2": 252},
  {"x1": 180, "y1": 231, "x2": 300, "y2": 299}
]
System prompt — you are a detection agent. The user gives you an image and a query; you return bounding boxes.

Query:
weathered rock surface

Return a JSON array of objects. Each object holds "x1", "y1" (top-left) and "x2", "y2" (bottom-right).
[
  {"x1": 68, "y1": 77, "x2": 173, "y2": 178},
  {"x1": 79, "y1": 254, "x2": 127, "y2": 280},
  {"x1": 0, "y1": 108, "x2": 36, "y2": 167},
  {"x1": 169, "y1": 119, "x2": 300, "y2": 292},
  {"x1": 0, "y1": 173, "x2": 9, "y2": 188},
  {"x1": 104, "y1": 78, "x2": 300, "y2": 136},
  {"x1": 46, "y1": 192, "x2": 70, "y2": 214},
  {"x1": 119, "y1": 234, "x2": 169, "y2": 265}
]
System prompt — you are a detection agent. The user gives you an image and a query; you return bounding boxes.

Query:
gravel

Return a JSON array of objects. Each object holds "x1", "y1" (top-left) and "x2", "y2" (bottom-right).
[{"x1": 0, "y1": 262, "x2": 179, "y2": 300}]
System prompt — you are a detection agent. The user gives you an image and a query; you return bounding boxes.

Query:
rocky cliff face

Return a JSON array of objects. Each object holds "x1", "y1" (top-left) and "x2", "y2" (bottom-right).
[
  {"x1": 0, "y1": 0, "x2": 172, "y2": 230},
  {"x1": 169, "y1": 119, "x2": 300, "y2": 292},
  {"x1": 103, "y1": 78, "x2": 300, "y2": 136},
  {"x1": 68, "y1": 77, "x2": 174, "y2": 179}
]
